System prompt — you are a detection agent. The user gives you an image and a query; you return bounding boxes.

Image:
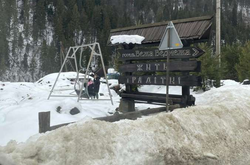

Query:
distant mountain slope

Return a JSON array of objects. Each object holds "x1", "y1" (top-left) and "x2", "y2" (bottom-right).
[{"x1": 0, "y1": 0, "x2": 249, "y2": 82}]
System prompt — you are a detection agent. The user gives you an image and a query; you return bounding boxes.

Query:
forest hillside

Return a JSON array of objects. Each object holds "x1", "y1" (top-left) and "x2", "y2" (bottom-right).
[{"x1": 0, "y1": 0, "x2": 250, "y2": 82}]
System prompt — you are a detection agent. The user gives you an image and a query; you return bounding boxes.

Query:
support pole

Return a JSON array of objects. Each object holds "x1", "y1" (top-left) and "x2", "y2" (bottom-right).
[
  {"x1": 97, "y1": 43, "x2": 114, "y2": 105},
  {"x1": 216, "y1": 0, "x2": 221, "y2": 68},
  {"x1": 47, "y1": 48, "x2": 71, "y2": 100},
  {"x1": 61, "y1": 42, "x2": 68, "y2": 72},
  {"x1": 77, "y1": 44, "x2": 96, "y2": 102}
]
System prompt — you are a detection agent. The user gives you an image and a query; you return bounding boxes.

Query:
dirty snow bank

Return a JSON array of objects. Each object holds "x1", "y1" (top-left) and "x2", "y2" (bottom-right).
[
  {"x1": 1, "y1": 85, "x2": 250, "y2": 164},
  {"x1": 195, "y1": 82, "x2": 249, "y2": 105}
]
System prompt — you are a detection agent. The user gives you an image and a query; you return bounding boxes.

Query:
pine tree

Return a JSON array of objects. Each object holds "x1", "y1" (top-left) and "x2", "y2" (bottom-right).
[
  {"x1": 54, "y1": 0, "x2": 66, "y2": 44},
  {"x1": 18, "y1": 33, "x2": 24, "y2": 62},
  {"x1": 197, "y1": 43, "x2": 220, "y2": 90},
  {"x1": 0, "y1": 0, "x2": 9, "y2": 70},
  {"x1": 80, "y1": 8, "x2": 89, "y2": 32},
  {"x1": 156, "y1": 7, "x2": 164, "y2": 22},
  {"x1": 29, "y1": 55, "x2": 37, "y2": 80},
  {"x1": 232, "y1": 1, "x2": 238, "y2": 27},
  {"x1": 40, "y1": 40, "x2": 48, "y2": 74},
  {"x1": 69, "y1": 4, "x2": 81, "y2": 44},
  {"x1": 23, "y1": 0, "x2": 30, "y2": 38},
  {"x1": 36, "y1": 0, "x2": 46, "y2": 34},
  {"x1": 221, "y1": 44, "x2": 240, "y2": 80},
  {"x1": 22, "y1": 53, "x2": 29, "y2": 71},
  {"x1": 84, "y1": 0, "x2": 95, "y2": 19},
  {"x1": 236, "y1": 41, "x2": 250, "y2": 81}
]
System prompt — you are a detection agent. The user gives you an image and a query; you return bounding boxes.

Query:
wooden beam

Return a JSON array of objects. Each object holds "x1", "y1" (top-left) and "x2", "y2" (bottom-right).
[
  {"x1": 120, "y1": 92, "x2": 182, "y2": 104},
  {"x1": 95, "y1": 105, "x2": 180, "y2": 122}
]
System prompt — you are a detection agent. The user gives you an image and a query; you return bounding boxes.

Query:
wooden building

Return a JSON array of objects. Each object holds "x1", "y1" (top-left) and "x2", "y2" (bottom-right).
[{"x1": 108, "y1": 15, "x2": 213, "y2": 47}]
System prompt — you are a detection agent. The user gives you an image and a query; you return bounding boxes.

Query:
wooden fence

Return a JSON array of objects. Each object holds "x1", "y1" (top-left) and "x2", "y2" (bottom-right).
[{"x1": 39, "y1": 104, "x2": 180, "y2": 133}]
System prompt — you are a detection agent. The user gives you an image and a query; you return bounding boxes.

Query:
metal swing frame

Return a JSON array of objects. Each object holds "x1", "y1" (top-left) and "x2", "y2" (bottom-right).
[{"x1": 47, "y1": 42, "x2": 113, "y2": 105}]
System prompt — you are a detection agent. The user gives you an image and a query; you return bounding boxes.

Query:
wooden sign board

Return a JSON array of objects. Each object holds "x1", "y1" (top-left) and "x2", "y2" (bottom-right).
[
  {"x1": 119, "y1": 61, "x2": 201, "y2": 73},
  {"x1": 119, "y1": 75, "x2": 201, "y2": 86},
  {"x1": 119, "y1": 47, "x2": 204, "y2": 61}
]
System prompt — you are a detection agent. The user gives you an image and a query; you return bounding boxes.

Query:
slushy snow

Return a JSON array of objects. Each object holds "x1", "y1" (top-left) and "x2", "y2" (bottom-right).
[{"x1": 1, "y1": 75, "x2": 250, "y2": 164}]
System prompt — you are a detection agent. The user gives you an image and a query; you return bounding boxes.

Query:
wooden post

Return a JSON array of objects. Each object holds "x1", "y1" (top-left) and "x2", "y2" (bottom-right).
[
  {"x1": 123, "y1": 45, "x2": 135, "y2": 111},
  {"x1": 182, "y1": 58, "x2": 190, "y2": 107},
  {"x1": 39, "y1": 111, "x2": 51, "y2": 133},
  {"x1": 119, "y1": 98, "x2": 135, "y2": 113}
]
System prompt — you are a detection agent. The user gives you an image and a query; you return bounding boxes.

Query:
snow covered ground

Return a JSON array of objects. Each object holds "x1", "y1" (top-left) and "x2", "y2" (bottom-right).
[
  {"x1": 0, "y1": 72, "x2": 120, "y2": 146},
  {"x1": 1, "y1": 75, "x2": 250, "y2": 164}
]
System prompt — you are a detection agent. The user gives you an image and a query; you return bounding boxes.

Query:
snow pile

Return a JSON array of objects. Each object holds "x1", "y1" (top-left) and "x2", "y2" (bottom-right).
[
  {"x1": 110, "y1": 35, "x2": 145, "y2": 45},
  {"x1": 35, "y1": 72, "x2": 91, "y2": 91},
  {"x1": 195, "y1": 83, "x2": 249, "y2": 105},
  {"x1": 0, "y1": 82, "x2": 35, "y2": 107},
  {"x1": 1, "y1": 85, "x2": 250, "y2": 164},
  {"x1": 221, "y1": 79, "x2": 240, "y2": 86}
]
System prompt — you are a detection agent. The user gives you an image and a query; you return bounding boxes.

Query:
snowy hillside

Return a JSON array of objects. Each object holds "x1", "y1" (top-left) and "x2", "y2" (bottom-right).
[
  {"x1": 1, "y1": 0, "x2": 250, "y2": 82},
  {"x1": 0, "y1": 74, "x2": 250, "y2": 164}
]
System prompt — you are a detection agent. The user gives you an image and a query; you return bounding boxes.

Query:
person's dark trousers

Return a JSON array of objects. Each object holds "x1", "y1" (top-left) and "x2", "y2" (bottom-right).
[{"x1": 94, "y1": 92, "x2": 99, "y2": 99}]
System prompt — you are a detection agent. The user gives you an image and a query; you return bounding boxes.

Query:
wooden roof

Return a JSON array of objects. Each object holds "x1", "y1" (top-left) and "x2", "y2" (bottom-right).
[{"x1": 108, "y1": 15, "x2": 213, "y2": 46}]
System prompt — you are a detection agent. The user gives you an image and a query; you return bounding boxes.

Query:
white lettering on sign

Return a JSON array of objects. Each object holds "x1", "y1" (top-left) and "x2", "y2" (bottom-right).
[
  {"x1": 155, "y1": 63, "x2": 160, "y2": 70},
  {"x1": 123, "y1": 76, "x2": 183, "y2": 85},
  {"x1": 132, "y1": 77, "x2": 137, "y2": 83},
  {"x1": 146, "y1": 64, "x2": 151, "y2": 71},
  {"x1": 135, "y1": 50, "x2": 154, "y2": 57},
  {"x1": 122, "y1": 53, "x2": 136, "y2": 58},
  {"x1": 163, "y1": 63, "x2": 167, "y2": 70},
  {"x1": 135, "y1": 50, "x2": 141, "y2": 57},
  {"x1": 170, "y1": 77, "x2": 175, "y2": 84},
  {"x1": 137, "y1": 64, "x2": 143, "y2": 71},
  {"x1": 138, "y1": 77, "x2": 142, "y2": 83},
  {"x1": 160, "y1": 77, "x2": 166, "y2": 84},
  {"x1": 146, "y1": 77, "x2": 151, "y2": 84},
  {"x1": 120, "y1": 47, "x2": 204, "y2": 60}
]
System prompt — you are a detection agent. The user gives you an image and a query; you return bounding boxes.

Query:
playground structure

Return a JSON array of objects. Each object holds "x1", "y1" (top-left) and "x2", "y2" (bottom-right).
[{"x1": 47, "y1": 42, "x2": 113, "y2": 105}]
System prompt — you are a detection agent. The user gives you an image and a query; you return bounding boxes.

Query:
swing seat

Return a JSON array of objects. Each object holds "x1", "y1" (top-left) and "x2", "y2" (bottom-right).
[
  {"x1": 75, "y1": 89, "x2": 89, "y2": 99},
  {"x1": 74, "y1": 81, "x2": 90, "y2": 99}
]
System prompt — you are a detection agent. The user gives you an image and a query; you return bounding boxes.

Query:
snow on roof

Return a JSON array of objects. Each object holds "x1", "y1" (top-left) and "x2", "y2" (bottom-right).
[{"x1": 110, "y1": 35, "x2": 145, "y2": 45}]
